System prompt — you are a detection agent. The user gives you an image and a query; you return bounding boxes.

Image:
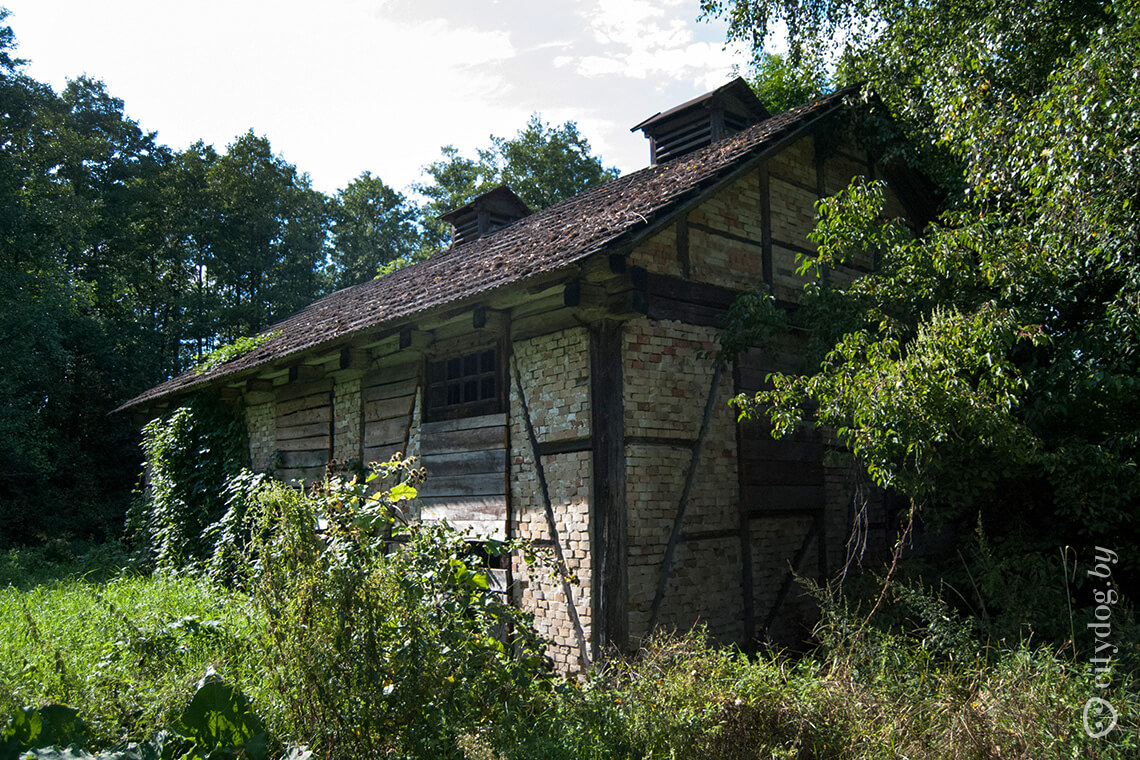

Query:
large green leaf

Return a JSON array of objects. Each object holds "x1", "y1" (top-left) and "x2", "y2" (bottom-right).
[
  {"x1": 172, "y1": 681, "x2": 265, "y2": 755},
  {"x1": 1, "y1": 705, "x2": 87, "y2": 760}
]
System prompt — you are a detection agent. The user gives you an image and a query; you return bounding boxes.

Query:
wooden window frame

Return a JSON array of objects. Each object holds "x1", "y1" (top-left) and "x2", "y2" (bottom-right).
[{"x1": 424, "y1": 341, "x2": 504, "y2": 423}]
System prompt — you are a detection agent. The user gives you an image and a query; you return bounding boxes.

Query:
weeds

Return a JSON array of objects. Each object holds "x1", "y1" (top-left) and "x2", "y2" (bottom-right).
[
  {"x1": 0, "y1": 573, "x2": 262, "y2": 747},
  {"x1": 2, "y1": 469, "x2": 1138, "y2": 759}
]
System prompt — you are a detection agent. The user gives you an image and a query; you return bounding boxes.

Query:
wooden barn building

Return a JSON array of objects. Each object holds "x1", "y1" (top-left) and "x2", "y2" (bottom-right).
[{"x1": 121, "y1": 80, "x2": 927, "y2": 672}]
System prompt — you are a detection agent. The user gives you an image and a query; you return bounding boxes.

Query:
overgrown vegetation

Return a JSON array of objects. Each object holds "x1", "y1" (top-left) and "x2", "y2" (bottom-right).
[
  {"x1": 238, "y1": 464, "x2": 552, "y2": 757},
  {"x1": 2, "y1": 461, "x2": 1136, "y2": 759},
  {"x1": 195, "y1": 331, "x2": 282, "y2": 375},
  {"x1": 132, "y1": 396, "x2": 248, "y2": 570},
  {"x1": 714, "y1": 0, "x2": 1140, "y2": 650},
  {"x1": 3, "y1": 555, "x2": 1135, "y2": 758},
  {"x1": 0, "y1": 571, "x2": 261, "y2": 748}
]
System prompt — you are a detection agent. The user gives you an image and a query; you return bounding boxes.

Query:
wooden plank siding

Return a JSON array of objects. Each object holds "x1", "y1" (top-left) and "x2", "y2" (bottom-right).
[
  {"x1": 419, "y1": 412, "x2": 508, "y2": 539},
  {"x1": 275, "y1": 379, "x2": 333, "y2": 482},
  {"x1": 361, "y1": 361, "x2": 418, "y2": 464}
]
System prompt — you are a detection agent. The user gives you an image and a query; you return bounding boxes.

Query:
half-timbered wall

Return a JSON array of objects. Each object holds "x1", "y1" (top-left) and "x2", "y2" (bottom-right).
[
  {"x1": 630, "y1": 130, "x2": 907, "y2": 306},
  {"x1": 736, "y1": 345, "x2": 833, "y2": 644},
  {"x1": 227, "y1": 121, "x2": 905, "y2": 671},
  {"x1": 623, "y1": 318, "x2": 742, "y2": 644},
  {"x1": 620, "y1": 128, "x2": 899, "y2": 650},
  {"x1": 509, "y1": 327, "x2": 593, "y2": 672}
]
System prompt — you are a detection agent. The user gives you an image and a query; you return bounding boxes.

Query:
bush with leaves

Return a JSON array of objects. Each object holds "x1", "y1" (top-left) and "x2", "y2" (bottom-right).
[
  {"x1": 712, "y1": 0, "x2": 1140, "y2": 629},
  {"x1": 234, "y1": 460, "x2": 553, "y2": 758}
]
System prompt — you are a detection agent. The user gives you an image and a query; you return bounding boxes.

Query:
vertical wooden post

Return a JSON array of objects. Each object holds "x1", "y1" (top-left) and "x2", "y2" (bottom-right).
[
  {"x1": 676, "y1": 214, "x2": 691, "y2": 280},
  {"x1": 758, "y1": 160, "x2": 773, "y2": 288},
  {"x1": 734, "y1": 363, "x2": 756, "y2": 648},
  {"x1": 590, "y1": 319, "x2": 628, "y2": 657}
]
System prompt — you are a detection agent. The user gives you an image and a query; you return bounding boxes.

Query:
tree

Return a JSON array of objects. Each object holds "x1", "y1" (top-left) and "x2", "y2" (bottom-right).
[
  {"x1": 0, "y1": 11, "x2": 350, "y2": 546},
  {"x1": 203, "y1": 131, "x2": 329, "y2": 342},
  {"x1": 0, "y1": 54, "x2": 159, "y2": 543},
  {"x1": 750, "y1": 52, "x2": 829, "y2": 113},
  {"x1": 491, "y1": 115, "x2": 621, "y2": 211},
  {"x1": 328, "y1": 172, "x2": 421, "y2": 289},
  {"x1": 416, "y1": 115, "x2": 619, "y2": 251},
  {"x1": 713, "y1": 0, "x2": 1140, "y2": 619}
]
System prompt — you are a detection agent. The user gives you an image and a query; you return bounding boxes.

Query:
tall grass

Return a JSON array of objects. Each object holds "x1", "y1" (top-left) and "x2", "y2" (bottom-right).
[
  {"x1": 2, "y1": 502, "x2": 1137, "y2": 759},
  {"x1": 3, "y1": 566, "x2": 1137, "y2": 759},
  {"x1": 0, "y1": 570, "x2": 264, "y2": 747},
  {"x1": 501, "y1": 626, "x2": 1137, "y2": 760}
]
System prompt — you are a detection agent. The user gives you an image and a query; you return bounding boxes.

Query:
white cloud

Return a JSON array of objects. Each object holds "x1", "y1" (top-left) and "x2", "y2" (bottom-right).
[{"x1": 3, "y1": 0, "x2": 753, "y2": 192}]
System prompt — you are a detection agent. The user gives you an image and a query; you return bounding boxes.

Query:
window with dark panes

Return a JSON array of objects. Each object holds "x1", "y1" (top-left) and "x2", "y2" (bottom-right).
[{"x1": 425, "y1": 346, "x2": 502, "y2": 422}]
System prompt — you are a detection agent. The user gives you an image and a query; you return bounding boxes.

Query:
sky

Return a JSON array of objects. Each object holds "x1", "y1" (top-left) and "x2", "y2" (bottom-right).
[{"x1": 3, "y1": 0, "x2": 761, "y2": 196}]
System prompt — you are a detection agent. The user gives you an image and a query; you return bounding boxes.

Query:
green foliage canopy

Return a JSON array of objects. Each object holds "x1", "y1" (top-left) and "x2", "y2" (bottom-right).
[
  {"x1": 718, "y1": 0, "x2": 1140, "y2": 595},
  {"x1": 328, "y1": 172, "x2": 422, "y2": 289}
]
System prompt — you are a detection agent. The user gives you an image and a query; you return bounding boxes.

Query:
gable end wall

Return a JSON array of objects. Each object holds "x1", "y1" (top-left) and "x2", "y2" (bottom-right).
[{"x1": 620, "y1": 130, "x2": 897, "y2": 649}]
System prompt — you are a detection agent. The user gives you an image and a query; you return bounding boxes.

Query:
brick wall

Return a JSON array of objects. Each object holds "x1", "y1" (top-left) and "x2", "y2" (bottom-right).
[
  {"x1": 509, "y1": 327, "x2": 593, "y2": 672},
  {"x1": 628, "y1": 224, "x2": 682, "y2": 277},
  {"x1": 622, "y1": 318, "x2": 742, "y2": 643},
  {"x1": 332, "y1": 378, "x2": 362, "y2": 463},
  {"x1": 246, "y1": 401, "x2": 276, "y2": 472},
  {"x1": 687, "y1": 169, "x2": 765, "y2": 290}
]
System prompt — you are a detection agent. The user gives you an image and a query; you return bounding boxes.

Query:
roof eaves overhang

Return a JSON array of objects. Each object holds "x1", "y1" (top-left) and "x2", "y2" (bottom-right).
[{"x1": 113, "y1": 262, "x2": 586, "y2": 417}]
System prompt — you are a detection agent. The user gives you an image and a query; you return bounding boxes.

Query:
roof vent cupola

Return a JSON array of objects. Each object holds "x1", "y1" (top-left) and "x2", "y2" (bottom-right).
[
  {"x1": 631, "y1": 77, "x2": 770, "y2": 166},
  {"x1": 439, "y1": 185, "x2": 532, "y2": 247}
]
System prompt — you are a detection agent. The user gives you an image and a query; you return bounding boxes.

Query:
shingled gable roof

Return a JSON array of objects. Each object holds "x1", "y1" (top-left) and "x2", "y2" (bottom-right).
[{"x1": 118, "y1": 86, "x2": 856, "y2": 414}]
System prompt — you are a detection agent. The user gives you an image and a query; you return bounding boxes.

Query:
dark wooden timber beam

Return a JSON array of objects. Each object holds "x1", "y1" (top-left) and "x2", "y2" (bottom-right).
[
  {"x1": 759, "y1": 159, "x2": 773, "y2": 288},
  {"x1": 288, "y1": 364, "x2": 325, "y2": 383},
  {"x1": 590, "y1": 319, "x2": 628, "y2": 657},
  {"x1": 735, "y1": 362, "x2": 756, "y2": 648},
  {"x1": 340, "y1": 347, "x2": 369, "y2": 371},
  {"x1": 398, "y1": 328, "x2": 433, "y2": 352},
  {"x1": 564, "y1": 280, "x2": 609, "y2": 321},
  {"x1": 676, "y1": 213, "x2": 691, "y2": 279}
]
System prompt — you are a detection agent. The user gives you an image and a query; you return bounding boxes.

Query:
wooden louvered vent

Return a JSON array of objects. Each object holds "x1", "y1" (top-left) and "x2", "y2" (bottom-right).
[
  {"x1": 451, "y1": 215, "x2": 482, "y2": 246},
  {"x1": 632, "y1": 77, "x2": 771, "y2": 165},
  {"x1": 439, "y1": 185, "x2": 532, "y2": 247}
]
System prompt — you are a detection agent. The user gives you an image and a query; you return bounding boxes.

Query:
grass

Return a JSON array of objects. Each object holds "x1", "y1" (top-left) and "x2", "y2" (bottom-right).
[
  {"x1": 2, "y1": 537, "x2": 1138, "y2": 759},
  {"x1": 0, "y1": 556, "x2": 266, "y2": 747},
  {"x1": 506, "y1": 627, "x2": 1139, "y2": 760}
]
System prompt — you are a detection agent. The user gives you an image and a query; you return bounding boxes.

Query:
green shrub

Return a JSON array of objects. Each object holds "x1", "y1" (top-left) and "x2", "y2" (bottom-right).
[{"x1": 237, "y1": 462, "x2": 553, "y2": 759}]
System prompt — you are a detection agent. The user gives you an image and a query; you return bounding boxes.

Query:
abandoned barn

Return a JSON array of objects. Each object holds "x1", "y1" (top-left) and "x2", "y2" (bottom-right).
[{"x1": 121, "y1": 79, "x2": 928, "y2": 672}]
